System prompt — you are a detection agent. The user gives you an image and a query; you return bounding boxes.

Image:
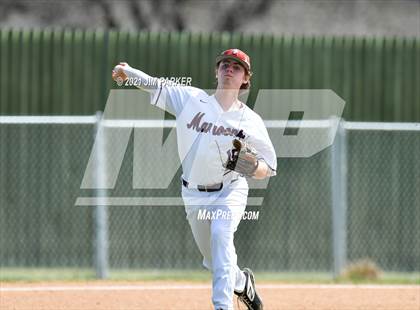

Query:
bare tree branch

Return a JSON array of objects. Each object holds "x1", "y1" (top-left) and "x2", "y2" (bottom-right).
[
  {"x1": 150, "y1": 0, "x2": 185, "y2": 31},
  {"x1": 172, "y1": 0, "x2": 185, "y2": 31},
  {"x1": 216, "y1": 0, "x2": 274, "y2": 32},
  {"x1": 129, "y1": 0, "x2": 150, "y2": 29},
  {"x1": 96, "y1": 0, "x2": 117, "y2": 29},
  {"x1": 0, "y1": 0, "x2": 28, "y2": 20}
]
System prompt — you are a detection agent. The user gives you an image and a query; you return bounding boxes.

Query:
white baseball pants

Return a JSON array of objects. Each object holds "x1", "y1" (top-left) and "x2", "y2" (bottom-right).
[{"x1": 182, "y1": 177, "x2": 248, "y2": 310}]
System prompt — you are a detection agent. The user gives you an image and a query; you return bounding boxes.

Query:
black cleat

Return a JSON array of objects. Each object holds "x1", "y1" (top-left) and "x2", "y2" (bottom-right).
[{"x1": 234, "y1": 268, "x2": 263, "y2": 310}]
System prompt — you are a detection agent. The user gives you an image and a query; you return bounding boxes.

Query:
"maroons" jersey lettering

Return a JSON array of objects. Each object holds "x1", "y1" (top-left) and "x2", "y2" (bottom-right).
[{"x1": 186, "y1": 112, "x2": 241, "y2": 137}]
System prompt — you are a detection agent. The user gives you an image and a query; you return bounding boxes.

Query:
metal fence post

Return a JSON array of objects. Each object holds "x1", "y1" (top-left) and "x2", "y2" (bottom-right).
[
  {"x1": 94, "y1": 111, "x2": 109, "y2": 279},
  {"x1": 331, "y1": 118, "x2": 348, "y2": 278}
]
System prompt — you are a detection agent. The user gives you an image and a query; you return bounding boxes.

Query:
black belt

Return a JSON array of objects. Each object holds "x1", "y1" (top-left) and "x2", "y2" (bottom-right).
[{"x1": 182, "y1": 178, "x2": 223, "y2": 192}]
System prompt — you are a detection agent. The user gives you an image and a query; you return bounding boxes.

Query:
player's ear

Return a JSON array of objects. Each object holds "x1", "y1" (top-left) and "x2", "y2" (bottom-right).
[{"x1": 243, "y1": 73, "x2": 250, "y2": 84}]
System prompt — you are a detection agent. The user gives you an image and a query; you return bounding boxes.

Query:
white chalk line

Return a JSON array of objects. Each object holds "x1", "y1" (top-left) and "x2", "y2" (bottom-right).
[{"x1": 1, "y1": 284, "x2": 419, "y2": 292}]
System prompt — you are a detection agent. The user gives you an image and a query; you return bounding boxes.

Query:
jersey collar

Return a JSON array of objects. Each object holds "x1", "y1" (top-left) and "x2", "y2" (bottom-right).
[{"x1": 210, "y1": 94, "x2": 245, "y2": 114}]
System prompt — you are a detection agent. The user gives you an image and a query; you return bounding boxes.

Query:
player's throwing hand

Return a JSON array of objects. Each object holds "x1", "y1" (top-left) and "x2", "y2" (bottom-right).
[{"x1": 112, "y1": 62, "x2": 128, "y2": 85}]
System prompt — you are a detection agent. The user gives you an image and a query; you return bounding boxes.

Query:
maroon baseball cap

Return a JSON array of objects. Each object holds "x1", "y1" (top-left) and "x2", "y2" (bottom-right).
[{"x1": 215, "y1": 48, "x2": 251, "y2": 73}]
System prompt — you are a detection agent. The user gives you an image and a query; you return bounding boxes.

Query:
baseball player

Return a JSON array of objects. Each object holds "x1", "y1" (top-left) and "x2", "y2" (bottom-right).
[{"x1": 112, "y1": 49, "x2": 277, "y2": 310}]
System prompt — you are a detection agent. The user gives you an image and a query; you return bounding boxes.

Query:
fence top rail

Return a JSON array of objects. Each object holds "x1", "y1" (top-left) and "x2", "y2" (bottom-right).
[
  {"x1": 343, "y1": 122, "x2": 420, "y2": 131},
  {"x1": 1, "y1": 116, "x2": 420, "y2": 131},
  {"x1": 0, "y1": 116, "x2": 97, "y2": 124}
]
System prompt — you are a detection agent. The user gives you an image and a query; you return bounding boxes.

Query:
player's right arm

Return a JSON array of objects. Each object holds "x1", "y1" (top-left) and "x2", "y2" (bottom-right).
[
  {"x1": 112, "y1": 62, "x2": 158, "y2": 92},
  {"x1": 111, "y1": 62, "x2": 195, "y2": 117}
]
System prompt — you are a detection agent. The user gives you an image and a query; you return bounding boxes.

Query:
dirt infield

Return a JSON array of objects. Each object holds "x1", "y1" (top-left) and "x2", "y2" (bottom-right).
[{"x1": 1, "y1": 281, "x2": 419, "y2": 310}]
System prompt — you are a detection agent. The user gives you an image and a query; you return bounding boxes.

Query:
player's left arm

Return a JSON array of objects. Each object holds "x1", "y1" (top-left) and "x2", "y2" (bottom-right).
[
  {"x1": 249, "y1": 117, "x2": 277, "y2": 180},
  {"x1": 253, "y1": 161, "x2": 272, "y2": 180}
]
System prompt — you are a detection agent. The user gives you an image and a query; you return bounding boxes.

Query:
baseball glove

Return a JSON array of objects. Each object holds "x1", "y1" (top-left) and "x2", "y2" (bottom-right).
[{"x1": 224, "y1": 139, "x2": 259, "y2": 177}]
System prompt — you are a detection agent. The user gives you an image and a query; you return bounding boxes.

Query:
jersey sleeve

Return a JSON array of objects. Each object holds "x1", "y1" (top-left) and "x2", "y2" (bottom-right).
[
  {"x1": 150, "y1": 85, "x2": 202, "y2": 117},
  {"x1": 249, "y1": 115, "x2": 278, "y2": 177}
]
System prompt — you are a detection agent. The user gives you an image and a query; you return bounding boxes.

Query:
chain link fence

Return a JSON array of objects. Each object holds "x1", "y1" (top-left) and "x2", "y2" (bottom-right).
[
  {"x1": 346, "y1": 127, "x2": 420, "y2": 271},
  {"x1": 0, "y1": 117, "x2": 419, "y2": 276}
]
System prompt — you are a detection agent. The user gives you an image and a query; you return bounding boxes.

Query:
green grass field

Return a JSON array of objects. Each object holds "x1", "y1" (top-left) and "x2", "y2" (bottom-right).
[{"x1": 1, "y1": 268, "x2": 419, "y2": 285}]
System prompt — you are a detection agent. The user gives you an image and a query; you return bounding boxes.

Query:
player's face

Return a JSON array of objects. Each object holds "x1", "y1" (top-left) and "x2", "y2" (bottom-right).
[{"x1": 216, "y1": 59, "x2": 249, "y2": 90}]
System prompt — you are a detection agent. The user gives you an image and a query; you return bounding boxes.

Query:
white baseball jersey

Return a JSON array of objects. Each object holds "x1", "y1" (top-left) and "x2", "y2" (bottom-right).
[{"x1": 149, "y1": 85, "x2": 277, "y2": 186}]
